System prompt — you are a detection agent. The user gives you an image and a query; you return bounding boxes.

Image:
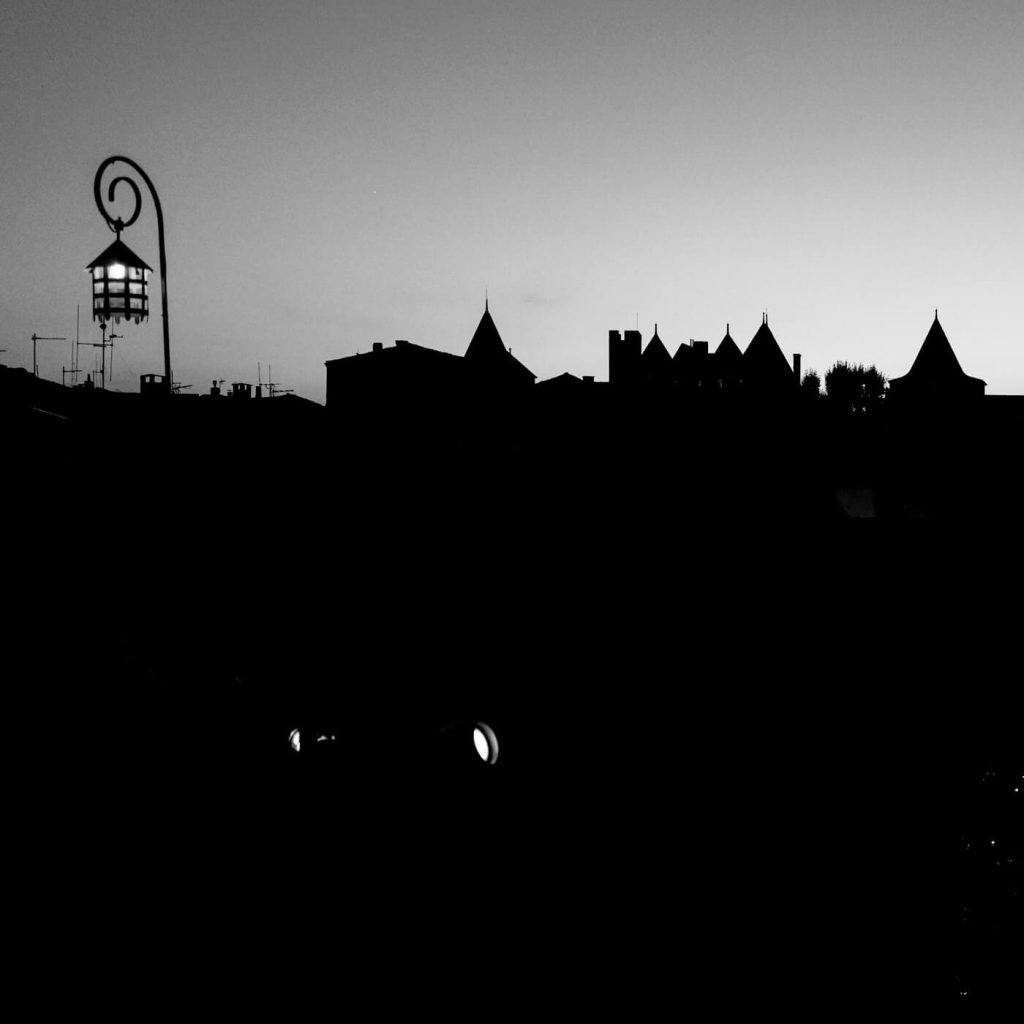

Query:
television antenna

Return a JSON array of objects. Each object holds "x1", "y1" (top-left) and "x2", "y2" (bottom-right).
[
  {"x1": 31, "y1": 333, "x2": 67, "y2": 379},
  {"x1": 263, "y1": 362, "x2": 293, "y2": 399},
  {"x1": 78, "y1": 323, "x2": 119, "y2": 390},
  {"x1": 63, "y1": 305, "x2": 86, "y2": 388}
]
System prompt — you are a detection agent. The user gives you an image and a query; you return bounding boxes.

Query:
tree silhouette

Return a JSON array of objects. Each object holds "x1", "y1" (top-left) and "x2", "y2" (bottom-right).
[
  {"x1": 824, "y1": 362, "x2": 886, "y2": 414},
  {"x1": 801, "y1": 370, "x2": 822, "y2": 399}
]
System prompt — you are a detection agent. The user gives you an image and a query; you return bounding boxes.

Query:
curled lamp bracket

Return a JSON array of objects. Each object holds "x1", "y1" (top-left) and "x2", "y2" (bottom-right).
[{"x1": 94, "y1": 159, "x2": 144, "y2": 236}]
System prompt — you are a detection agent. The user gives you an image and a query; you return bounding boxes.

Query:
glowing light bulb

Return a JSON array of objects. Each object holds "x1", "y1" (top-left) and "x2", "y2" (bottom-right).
[{"x1": 289, "y1": 729, "x2": 300, "y2": 752}]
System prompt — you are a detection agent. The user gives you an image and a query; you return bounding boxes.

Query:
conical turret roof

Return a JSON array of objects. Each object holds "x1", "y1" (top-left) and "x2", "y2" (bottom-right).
[
  {"x1": 741, "y1": 316, "x2": 793, "y2": 384},
  {"x1": 905, "y1": 315, "x2": 967, "y2": 379},
  {"x1": 888, "y1": 313, "x2": 986, "y2": 395},
  {"x1": 466, "y1": 302, "x2": 508, "y2": 362},
  {"x1": 715, "y1": 325, "x2": 742, "y2": 366},
  {"x1": 464, "y1": 302, "x2": 536, "y2": 384},
  {"x1": 641, "y1": 325, "x2": 673, "y2": 378}
]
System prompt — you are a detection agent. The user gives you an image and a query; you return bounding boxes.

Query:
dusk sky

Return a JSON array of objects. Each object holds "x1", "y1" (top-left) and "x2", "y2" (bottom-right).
[{"x1": 2, "y1": 0, "x2": 1022, "y2": 402}]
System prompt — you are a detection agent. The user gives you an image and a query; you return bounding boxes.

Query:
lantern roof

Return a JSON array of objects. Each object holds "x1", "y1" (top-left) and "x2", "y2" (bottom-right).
[{"x1": 85, "y1": 238, "x2": 152, "y2": 273}]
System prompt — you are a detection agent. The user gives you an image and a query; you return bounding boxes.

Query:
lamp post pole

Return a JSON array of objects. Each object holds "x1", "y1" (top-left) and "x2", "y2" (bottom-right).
[{"x1": 93, "y1": 156, "x2": 171, "y2": 393}]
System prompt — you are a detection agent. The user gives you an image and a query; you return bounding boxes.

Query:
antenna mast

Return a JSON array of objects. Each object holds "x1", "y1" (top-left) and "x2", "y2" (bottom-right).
[
  {"x1": 78, "y1": 324, "x2": 118, "y2": 390},
  {"x1": 31, "y1": 333, "x2": 67, "y2": 379},
  {"x1": 265, "y1": 363, "x2": 293, "y2": 399}
]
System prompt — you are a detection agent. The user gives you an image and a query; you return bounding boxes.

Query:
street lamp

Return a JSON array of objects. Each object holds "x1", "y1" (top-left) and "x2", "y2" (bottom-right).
[
  {"x1": 86, "y1": 156, "x2": 171, "y2": 393},
  {"x1": 86, "y1": 238, "x2": 151, "y2": 325}
]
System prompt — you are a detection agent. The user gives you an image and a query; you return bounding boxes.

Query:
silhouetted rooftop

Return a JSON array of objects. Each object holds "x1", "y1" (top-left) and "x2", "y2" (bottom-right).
[
  {"x1": 641, "y1": 326, "x2": 673, "y2": 377},
  {"x1": 671, "y1": 342, "x2": 693, "y2": 368},
  {"x1": 715, "y1": 327, "x2": 742, "y2": 366},
  {"x1": 537, "y1": 372, "x2": 585, "y2": 387},
  {"x1": 465, "y1": 303, "x2": 536, "y2": 383},
  {"x1": 741, "y1": 317, "x2": 794, "y2": 384},
  {"x1": 325, "y1": 339, "x2": 464, "y2": 369},
  {"x1": 891, "y1": 315, "x2": 987, "y2": 386}
]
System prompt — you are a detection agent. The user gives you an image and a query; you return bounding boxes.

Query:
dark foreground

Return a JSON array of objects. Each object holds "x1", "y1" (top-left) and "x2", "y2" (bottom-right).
[{"x1": 8, "y1": 398, "x2": 1022, "y2": 1013}]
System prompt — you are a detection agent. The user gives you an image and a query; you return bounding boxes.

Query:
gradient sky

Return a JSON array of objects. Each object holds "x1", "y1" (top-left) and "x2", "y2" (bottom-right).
[{"x1": 2, "y1": 0, "x2": 1022, "y2": 401}]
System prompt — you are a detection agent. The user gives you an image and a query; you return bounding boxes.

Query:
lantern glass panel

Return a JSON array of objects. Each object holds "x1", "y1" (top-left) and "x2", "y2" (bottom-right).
[
  {"x1": 130, "y1": 298, "x2": 143, "y2": 310},
  {"x1": 129, "y1": 267, "x2": 142, "y2": 280},
  {"x1": 109, "y1": 281, "x2": 125, "y2": 294},
  {"x1": 94, "y1": 283, "x2": 105, "y2": 295},
  {"x1": 93, "y1": 268, "x2": 104, "y2": 281},
  {"x1": 108, "y1": 263, "x2": 126, "y2": 280},
  {"x1": 129, "y1": 283, "x2": 143, "y2": 295}
]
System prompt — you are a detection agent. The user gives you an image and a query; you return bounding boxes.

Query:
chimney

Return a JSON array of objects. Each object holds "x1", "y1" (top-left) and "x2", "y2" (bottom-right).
[
  {"x1": 793, "y1": 353, "x2": 801, "y2": 381},
  {"x1": 372, "y1": 342, "x2": 383, "y2": 354},
  {"x1": 210, "y1": 379, "x2": 221, "y2": 397},
  {"x1": 255, "y1": 384, "x2": 263, "y2": 399}
]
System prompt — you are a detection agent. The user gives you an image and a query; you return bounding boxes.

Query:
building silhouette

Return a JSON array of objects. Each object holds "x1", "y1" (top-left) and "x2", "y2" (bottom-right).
[
  {"x1": 609, "y1": 316, "x2": 799, "y2": 393},
  {"x1": 325, "y1": 301, "x2": 535, "y2": 412},
  {"x1": 888, "y1": 312, "x2": 986, "y2": 404}
]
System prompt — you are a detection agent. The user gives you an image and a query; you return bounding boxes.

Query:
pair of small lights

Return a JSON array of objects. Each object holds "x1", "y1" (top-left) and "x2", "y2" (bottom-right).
[
  {"x1": 287, "y1": 730, "x2": 336, "y2": 752},
  {"x1": 286, "y1": 721, "x2": 499, "y2": 765}
]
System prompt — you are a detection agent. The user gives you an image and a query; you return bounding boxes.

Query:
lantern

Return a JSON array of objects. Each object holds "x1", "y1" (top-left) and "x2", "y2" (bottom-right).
[{"x1": 85, "y1": 238, "x2": 152, "y2": 325}]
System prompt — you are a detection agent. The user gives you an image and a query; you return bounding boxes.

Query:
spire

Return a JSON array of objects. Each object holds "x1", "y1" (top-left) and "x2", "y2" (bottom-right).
[
  {"x1": 715, "y1": 324, "x2": 742, "y2": 364},
  {"x1": 742, "y1": 315, "x2": 791, "y2": 383},
  {"x1": 465, "y1": 300, "x2": 537, "y2": 383},
  {"x1": 641, "y1": 325, "x2": 672, "y2": 378},
  {"x1": 485, "y1": 288, "x2": 488, "y2": 313},
  {"x1": 905, "y1": 315, "x2": 968, "y2": 379}
]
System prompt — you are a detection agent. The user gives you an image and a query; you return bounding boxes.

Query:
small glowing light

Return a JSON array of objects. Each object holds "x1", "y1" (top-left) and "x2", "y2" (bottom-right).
[
  {"x1": 108, "y1": 263, "x2": 126, "y2": 280},
  {"x1": 473, "y1": 729, "x2": 488, "y2": 760},
  {"x1": 289, "y1": 728, "x2": 300, "y2": 752},
  {"x1": 472, "y1": 721, "x2": 499, "y2": 764}
]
